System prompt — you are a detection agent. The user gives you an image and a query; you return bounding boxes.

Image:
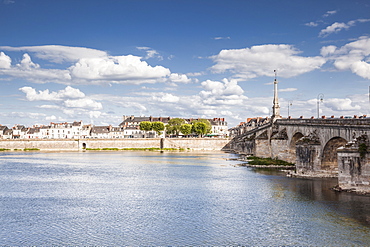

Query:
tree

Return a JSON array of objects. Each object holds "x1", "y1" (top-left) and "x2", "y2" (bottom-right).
[
  {"x1": 191, "y1": 119, "x2": 211, "y2": 136},
  {"x1": 192, "y1": 122, "x2": 208, "y2": 137},
  {"x1": 139, "y1": 121, "x2": 152, "y2": 131},
  {"x1": 151, "y1": 121, "x2": 165, "y2": 135},
  {"x1": 180, "y1": 124, "x2": 192, "y2": 137},
  {"x1": 167, "y1": 118, "x2": 185, "y2": 136}
]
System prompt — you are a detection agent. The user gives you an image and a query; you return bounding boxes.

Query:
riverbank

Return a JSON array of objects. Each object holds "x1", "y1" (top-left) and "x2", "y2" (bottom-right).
[{"x1": 0, "y1": 138, "x2": 230, "y2": 151}]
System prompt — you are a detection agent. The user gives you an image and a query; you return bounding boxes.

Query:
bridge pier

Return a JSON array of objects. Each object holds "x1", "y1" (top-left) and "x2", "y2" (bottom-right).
[
  {"x1": 337, "y1": 135, "x2": 370, "y2": 193},
  {"x1": 295, "y1": 135, "x2": 322, "y2": 176}
]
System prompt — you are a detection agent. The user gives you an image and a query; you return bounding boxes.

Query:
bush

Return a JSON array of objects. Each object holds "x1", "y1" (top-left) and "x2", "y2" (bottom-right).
[{"x1": 247, "y1": 156, "x2": 294, "y2": 166}]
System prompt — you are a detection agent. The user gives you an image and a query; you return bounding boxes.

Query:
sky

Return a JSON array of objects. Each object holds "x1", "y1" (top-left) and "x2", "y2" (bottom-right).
[{"x1": 0, "y1": 0, "x2": 370, "y2": 128}]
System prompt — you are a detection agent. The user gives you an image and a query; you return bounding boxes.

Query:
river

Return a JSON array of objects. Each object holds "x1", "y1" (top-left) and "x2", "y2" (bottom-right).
[{"x1": 0, "y1": 151, "x2": 369, "y2": 246}]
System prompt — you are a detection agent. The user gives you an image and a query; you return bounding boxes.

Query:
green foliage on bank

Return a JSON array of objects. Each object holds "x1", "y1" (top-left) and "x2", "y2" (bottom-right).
[
  {"x1": 85, "y1": 147, "x2": 185, "y2": 151},
  {"x1": 247, "y1": 156, "x2": 294, "y2": 166},
  {"x1": 23, "y1": 148, "x2": 40, "y2": 151},
  {"x1": 0, "y1": 148, "x2": 10, "y2": 151},
  {"x1": 359, "y1": 143, "x2": 368, "y2": 158}
]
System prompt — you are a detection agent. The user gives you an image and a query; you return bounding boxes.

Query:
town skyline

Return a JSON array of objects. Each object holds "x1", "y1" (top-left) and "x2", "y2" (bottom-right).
[{"x1": 1, "y1": 0, "x2": 370, "y2": 128}]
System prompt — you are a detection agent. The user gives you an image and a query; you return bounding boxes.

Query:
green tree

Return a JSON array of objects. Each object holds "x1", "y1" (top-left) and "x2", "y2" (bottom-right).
[
  {"x1": 165, "y1": 125, "x2": 175, "y2": 135},
  {"x1": 139, "y1": 121, "x2": 152, "y2": 131},
  {"x1": 167, "y1": 118, "x2": 185, "y2": 136},
  {"x1": 192, "y1": 122, "x2": 208, "y2": 137},
  {"x1": 151, "y1": 121, "x2": 165, "y2": 135},
  {"x1": 192, "y1": 119, "x2": 211, "y2": 135},
  {"x1": 180, "y1": 124, "x2": 192, "y2": 137}
]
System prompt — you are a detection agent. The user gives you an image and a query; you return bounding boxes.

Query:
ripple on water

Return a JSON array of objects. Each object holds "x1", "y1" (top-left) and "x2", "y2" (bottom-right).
[{"x1": 1, "y1": 152, "x2": 370, "y2": 245}]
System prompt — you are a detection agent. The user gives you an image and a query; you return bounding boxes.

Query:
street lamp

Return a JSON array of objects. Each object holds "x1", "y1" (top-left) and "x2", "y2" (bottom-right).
[
  {"x1": 317, "y1": 93, "x2": 324, "y2": 118},
  {"x1": 288, "y1": 101, "x2": 292, "y2": 118}
]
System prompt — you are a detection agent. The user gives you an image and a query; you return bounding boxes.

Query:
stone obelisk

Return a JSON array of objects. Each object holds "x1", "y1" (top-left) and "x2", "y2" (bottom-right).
[{"x1": 272, "y1": 70, "x2": 282, "y2": 122}]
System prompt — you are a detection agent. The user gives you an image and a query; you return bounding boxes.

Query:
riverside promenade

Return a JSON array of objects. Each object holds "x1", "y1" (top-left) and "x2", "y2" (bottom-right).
[{"x1": 0, "y1": 138, "x2": 231, "y2": 151}]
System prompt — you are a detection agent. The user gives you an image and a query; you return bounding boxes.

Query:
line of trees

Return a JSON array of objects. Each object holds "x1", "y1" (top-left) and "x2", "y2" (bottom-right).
[{"x1": 139, "y1": 118, "x2": 212, "y2": 137}]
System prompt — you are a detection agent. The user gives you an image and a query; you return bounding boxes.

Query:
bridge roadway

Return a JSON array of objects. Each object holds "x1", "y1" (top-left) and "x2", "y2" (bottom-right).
[{"x1": 229, "y1": 118, "x2": 370, "y2": 180}]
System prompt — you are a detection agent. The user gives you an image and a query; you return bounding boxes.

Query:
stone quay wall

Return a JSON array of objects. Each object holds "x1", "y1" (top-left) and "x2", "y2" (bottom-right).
[{"x1": 0, "y1": 138, "x2": 230, "y2": 151}]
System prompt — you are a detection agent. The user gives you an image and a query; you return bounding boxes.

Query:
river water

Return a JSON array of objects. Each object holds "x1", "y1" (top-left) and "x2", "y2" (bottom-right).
[{"x1": 0, "y1": 151, "x2": 369, "y2": 246}]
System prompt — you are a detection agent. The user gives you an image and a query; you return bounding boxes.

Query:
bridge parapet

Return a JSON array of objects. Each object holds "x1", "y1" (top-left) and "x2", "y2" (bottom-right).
[{"x1": 276, "y1": 118, "x2": 370, "y2": 127}]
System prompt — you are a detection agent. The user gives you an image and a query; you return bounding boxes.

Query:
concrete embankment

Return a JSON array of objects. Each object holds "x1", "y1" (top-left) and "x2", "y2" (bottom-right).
[{"x1": 0, "y1": 138, "x2": 231, "y2": 151}]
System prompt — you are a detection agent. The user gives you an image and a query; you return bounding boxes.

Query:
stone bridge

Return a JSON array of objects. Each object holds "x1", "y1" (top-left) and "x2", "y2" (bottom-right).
[{"x1": 228, "y1": 118, "x2": 370, "y2": 192}]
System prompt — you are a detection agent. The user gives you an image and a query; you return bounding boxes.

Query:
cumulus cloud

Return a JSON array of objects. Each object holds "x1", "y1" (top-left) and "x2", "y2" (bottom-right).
[
  {"x1": 69, "y1": 55, "x2": 171, "y2": 83},
  {"x1": 152, "y1": 92, "x2": 180, "y2": 103},
  {"x1": 19, "y1": 86, "x2": 85, "y2": 101},
  {"x1": 210, "y1": 44, "x2": 326, "y2": 79},
  {"x1": 321, "y1": 36, "x2": 370, "y2": 79},
  {"x1": 0, "y1": 45, "x2": 189, "y2": 85},
  {"x1": 64, "y1": 98, "x2": 103, "y2": 110},
  {"x1": 199, "y1": 78, "x2": 247, "y2": 105},
  {"x1": 324, "y1": 98, "x2": 361, "y2": 111},
  {"x1": 0, "y1": 52, "x2": 11, "y2": 68},
  {"x1": 20, "y1": 87, "x2": 61, "y2": 101},
  {"x1": 19, "y1": 85, "x2": 104, "y2": 120},
  {"x1": 319, "y1": 19, "x2": 370, "y2": 37},
  {"x1": 168, "y1": 73, "x2": 193, "y2": 83},
  {"x1": 17, "y1": 53, "x2": 40, "y2": 69}
]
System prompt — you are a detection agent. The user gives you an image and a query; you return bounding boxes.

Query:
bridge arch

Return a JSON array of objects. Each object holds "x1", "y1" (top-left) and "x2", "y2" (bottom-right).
[
  {"x1": 290, "y1": 132, "x2": 304, "y2": 148},
  {"x1": 321, "y1": 137, "x2": 347, "y2": 170}
]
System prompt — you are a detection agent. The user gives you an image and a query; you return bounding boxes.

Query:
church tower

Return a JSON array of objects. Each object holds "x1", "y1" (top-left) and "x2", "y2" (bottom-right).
[{"x1": 272, "y1": 70, "x2": 282, "y2": 121}]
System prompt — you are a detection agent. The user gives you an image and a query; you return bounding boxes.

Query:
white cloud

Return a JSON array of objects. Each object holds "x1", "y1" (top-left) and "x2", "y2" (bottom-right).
[
  {"x1": 69, "y1": 55, "x2": 171, "y2": 83},
  {"x1": 0, "y1": 45, "x2": 107, "y2": 63},
  {"x1": 45, "y1": 115, "x2": 57, "y2": 121},
  {"x1": 64, "y1": 98, "x2": 103, "y2": 110},
  {"x1": 19, "y1": 87, "x2": 60, "y2": 101},
  {"x1": 279, "y1": 88, "x2": 297, "y2": 92},
  {"x1": 152, "y1": 93, "x2": 180, "y2": 103},
  {"x1": 320, "y1": 45, "x2": 337, "y2": 57},
  {"x1": 214, "y1": 37, "x2": 231, "y2": 40},
  {"x1": 0, "y1": 45, "x2": 186, "y2": 85},
  {"x1": 167, "y1": 73, "x2": 193, "y2": 83},
  {"x1": 19, "y1": 86, "x2": 85, "y2": 101},
  {"x1": 39, "y1": 105, "x2": 61, "y2": 109},
  {"x1": 89, "y1": 111, "x2": 102, "y2": 119},
  {"x1": 210, "y1": 44, "x2": 326, "y2": 79},
  {"x1": 199, "y1": 78, "x2": 247, "y2": 106},
  {"x1": 3, "y1": 0, "x2": 15, "y2": 4},
  {"x1": 58, "y1": 86, "x2": 86, "y2": 98},
  {"x1": 319, "y1": 19, "x2": 370, "y2": 37},
  {"x1": 17, "y1": 53, "x2": 40, "y2": 69},
  {"x1": 324, "y1": 98, "x2": 361, "y2": 111},
  {"x1": 136, "y1": 47, "x2": 163, "y2": 60},
  {"x1": 322, "y1": 36, "x2": 370, "y2": 79},
  {"x1": 323, "y1": 10, "x2": 337, "y2": 17},
  {"x1": 0, "y1": 52, "x2": 11, "y2": 68},
  {"x1": 305, "y1": 22, "x2": 319, "y2": 27},
  {"x1": 319, "y1": 22, "x2": 351, "y2": 37}
]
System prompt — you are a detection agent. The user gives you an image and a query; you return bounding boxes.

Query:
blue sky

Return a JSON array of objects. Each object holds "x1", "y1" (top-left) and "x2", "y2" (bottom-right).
[{"x1": 0, "y1": 0, "x2": 370, "y2": 128}]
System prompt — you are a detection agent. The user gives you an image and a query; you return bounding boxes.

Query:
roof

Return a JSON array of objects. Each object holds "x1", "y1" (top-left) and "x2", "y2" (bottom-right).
[{"x1": 91, "y1": 126, "x2": 110, "y2": 134}]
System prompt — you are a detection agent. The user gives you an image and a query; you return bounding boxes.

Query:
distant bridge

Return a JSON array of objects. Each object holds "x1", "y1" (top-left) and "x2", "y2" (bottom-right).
[{"x1": 228, "y1": 118, "x2": 370, "y2": 191}]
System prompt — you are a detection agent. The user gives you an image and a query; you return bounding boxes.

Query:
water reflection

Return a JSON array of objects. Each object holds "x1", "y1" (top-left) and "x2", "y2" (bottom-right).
[{"x1": 251, "y1": 167, "x2": 370, "y2": 226}]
